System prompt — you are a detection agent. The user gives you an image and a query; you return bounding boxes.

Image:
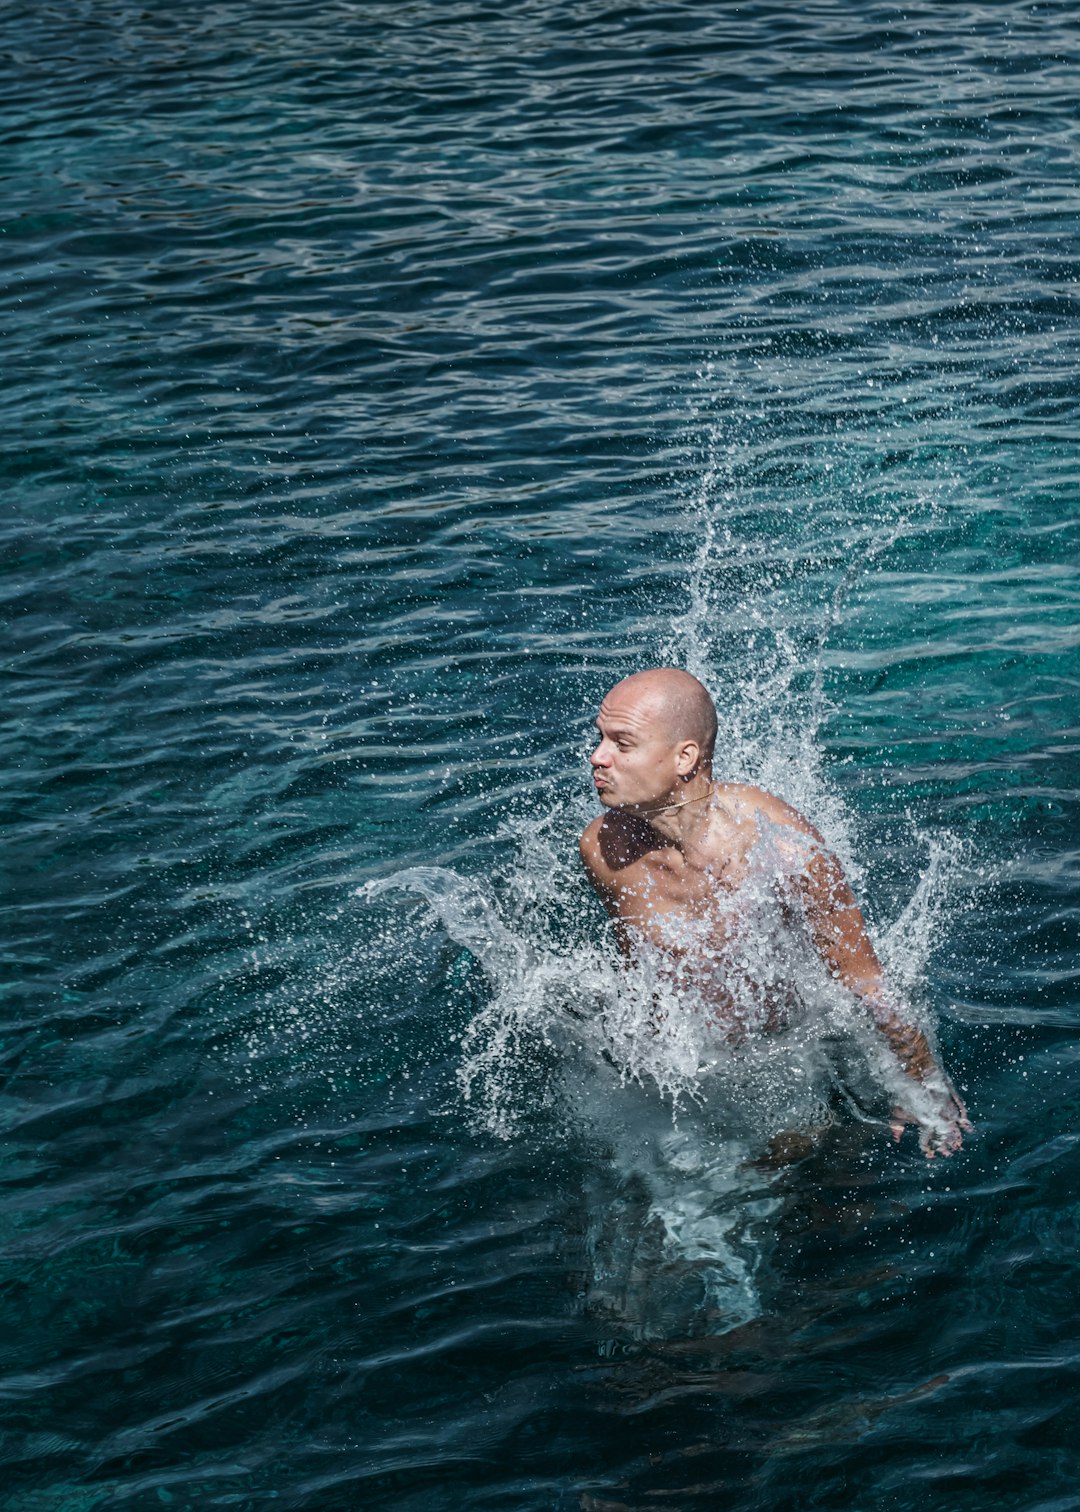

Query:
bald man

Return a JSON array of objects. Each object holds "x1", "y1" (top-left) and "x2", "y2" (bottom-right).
[{"x1": 579, "y1": 668, "x2": 970, "y2": 1158}]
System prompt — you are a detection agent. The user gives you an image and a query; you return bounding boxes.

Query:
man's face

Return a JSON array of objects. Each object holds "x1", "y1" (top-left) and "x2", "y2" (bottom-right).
[{"x1": 589, "y1": 685, "x2": 680, "y2": 810}]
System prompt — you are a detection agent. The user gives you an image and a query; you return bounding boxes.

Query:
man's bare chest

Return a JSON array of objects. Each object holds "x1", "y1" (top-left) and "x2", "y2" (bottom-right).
[{"x1": 610, "y1": 847, "x2": 747, "y2": 927}]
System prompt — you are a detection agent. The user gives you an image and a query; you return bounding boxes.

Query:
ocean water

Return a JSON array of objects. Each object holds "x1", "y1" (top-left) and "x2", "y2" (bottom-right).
[{"x1": 3, "y1": 1, "x2": 1079, "y2": 1508}]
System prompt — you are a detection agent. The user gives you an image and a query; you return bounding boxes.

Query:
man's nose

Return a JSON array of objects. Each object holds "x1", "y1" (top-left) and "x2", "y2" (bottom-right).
[{"x1": 590, "y1": 741, "x2": 609, "y2": 767}]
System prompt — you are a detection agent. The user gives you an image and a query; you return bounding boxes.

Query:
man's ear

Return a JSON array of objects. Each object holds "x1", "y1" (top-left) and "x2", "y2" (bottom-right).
[{"x1": 676, "y1": 740, "x2": 701, "y2": 778}]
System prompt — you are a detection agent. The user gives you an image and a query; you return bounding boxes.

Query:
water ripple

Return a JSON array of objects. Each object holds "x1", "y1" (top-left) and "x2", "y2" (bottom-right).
[{"x1": 3, "y1": 1, "x2": 1080, "y2": 1508}]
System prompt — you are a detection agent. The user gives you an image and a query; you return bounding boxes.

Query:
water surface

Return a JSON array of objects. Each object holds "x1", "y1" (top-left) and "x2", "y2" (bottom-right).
[{"x1": 2, "y1": 2, "x2": 1079, "y2": 1508}]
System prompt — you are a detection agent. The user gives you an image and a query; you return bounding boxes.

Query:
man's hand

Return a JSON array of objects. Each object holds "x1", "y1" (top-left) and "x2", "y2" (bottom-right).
[{"x1": 890, "y1": 1081, "x2": 972, "y2": 1158}]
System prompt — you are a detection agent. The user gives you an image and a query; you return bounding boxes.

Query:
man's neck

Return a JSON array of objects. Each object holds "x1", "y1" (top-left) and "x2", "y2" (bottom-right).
[{"x1": 638, "y1": 774, "x2": 715, "y2": 851}]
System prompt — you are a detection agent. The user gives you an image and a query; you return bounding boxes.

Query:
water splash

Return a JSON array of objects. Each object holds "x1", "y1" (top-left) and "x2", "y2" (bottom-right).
[
  {"x1": 354, "y1": 375, "x2": 970, "y2": 1333},
  {"x1": 357, "y1": 813, "x2": 959, "y2": 1152},
  {"x1": 355, "y1": 824, "x2": 958, "y2": 1341}
]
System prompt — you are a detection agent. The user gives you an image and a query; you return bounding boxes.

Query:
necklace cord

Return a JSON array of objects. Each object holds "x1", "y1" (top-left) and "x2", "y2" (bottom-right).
[{"x1": 636, "y1": 782, "x2": 715, "y2": 818}]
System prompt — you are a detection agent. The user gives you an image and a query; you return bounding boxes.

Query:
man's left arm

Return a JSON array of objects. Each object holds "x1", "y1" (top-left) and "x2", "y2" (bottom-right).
[{"x1": 797, "y1": 843, "x2": 971, "y2": 1157}]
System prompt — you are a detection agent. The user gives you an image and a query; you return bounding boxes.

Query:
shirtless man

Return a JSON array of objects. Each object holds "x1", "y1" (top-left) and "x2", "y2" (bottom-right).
[{"x1": 579, "y1": 667, "x2": 970, "y2": 1158}]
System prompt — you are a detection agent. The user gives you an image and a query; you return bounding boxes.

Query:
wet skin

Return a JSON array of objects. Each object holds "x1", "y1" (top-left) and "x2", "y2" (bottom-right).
[
  {"x1": 581, "y1": 780, "x2": 807, "y2": 1031},
  {"x1": 579, "y1": 676, "x2": 971, "y2": 1157}
]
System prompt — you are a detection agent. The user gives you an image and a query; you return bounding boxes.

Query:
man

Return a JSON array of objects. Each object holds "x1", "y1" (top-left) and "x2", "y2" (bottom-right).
[{"x1": 579, "y1": 667, "x2": 970, "y2": 1158}]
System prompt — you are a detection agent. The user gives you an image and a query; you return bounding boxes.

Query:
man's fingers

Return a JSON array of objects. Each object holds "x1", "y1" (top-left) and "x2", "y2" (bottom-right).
[
  {"x1": 947, "y1": 1088, "x2": 972, "y2": 1132},
  {"x1": 925, "y1": 1122, "x2": 963, "y2": 1158},
  {"x1": 890, "y1": 1102, "x2": 970, "y2": 1156}
]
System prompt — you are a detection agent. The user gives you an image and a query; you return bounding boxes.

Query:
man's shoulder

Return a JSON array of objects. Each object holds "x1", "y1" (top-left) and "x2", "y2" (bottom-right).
[
  {"x1": 722, "y1": 782, "x2": 825, "y2": 844},
  {"x1": 580, "y1": 808, "x2": 636, "y2": 841},
  {"x1": 579, "y1": 814, "x2": 604, "y2": 856},
  {"x1": 579, "y1": 814, "x2": 615, "y2": 888},
  {"x1": 579, "y1": 810, "x2": 646, "y2": 878}
]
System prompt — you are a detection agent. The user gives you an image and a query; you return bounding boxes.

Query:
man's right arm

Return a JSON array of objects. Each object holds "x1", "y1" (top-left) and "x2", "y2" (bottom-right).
[{"x1": 579, "y1": 820, "x2": 634, "y2": 957}]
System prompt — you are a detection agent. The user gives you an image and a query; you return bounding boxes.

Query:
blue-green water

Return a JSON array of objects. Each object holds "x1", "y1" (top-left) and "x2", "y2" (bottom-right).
[{"x1": 3, "y1": 1, "x2": 1079, "y2": 1507}]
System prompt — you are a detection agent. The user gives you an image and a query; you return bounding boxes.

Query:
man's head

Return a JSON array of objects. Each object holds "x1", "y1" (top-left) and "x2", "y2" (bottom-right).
[{"x1": 590, "y1": 668, "x2": 718, "y2": 812}]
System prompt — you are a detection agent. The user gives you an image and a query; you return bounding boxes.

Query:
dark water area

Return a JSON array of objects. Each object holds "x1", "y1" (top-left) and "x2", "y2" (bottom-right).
[{"x1": 3, "y1": 1, "x2": 1079, "y2": 1508}]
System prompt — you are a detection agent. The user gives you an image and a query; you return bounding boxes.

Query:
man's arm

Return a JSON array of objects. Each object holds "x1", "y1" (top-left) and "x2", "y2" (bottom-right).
[
  {"x1": 579, "y1": 820, "x2": 634, "y2": 957},
  {"x1": 797, "y1": 841, "x2": 971, "y2": 1157}
]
